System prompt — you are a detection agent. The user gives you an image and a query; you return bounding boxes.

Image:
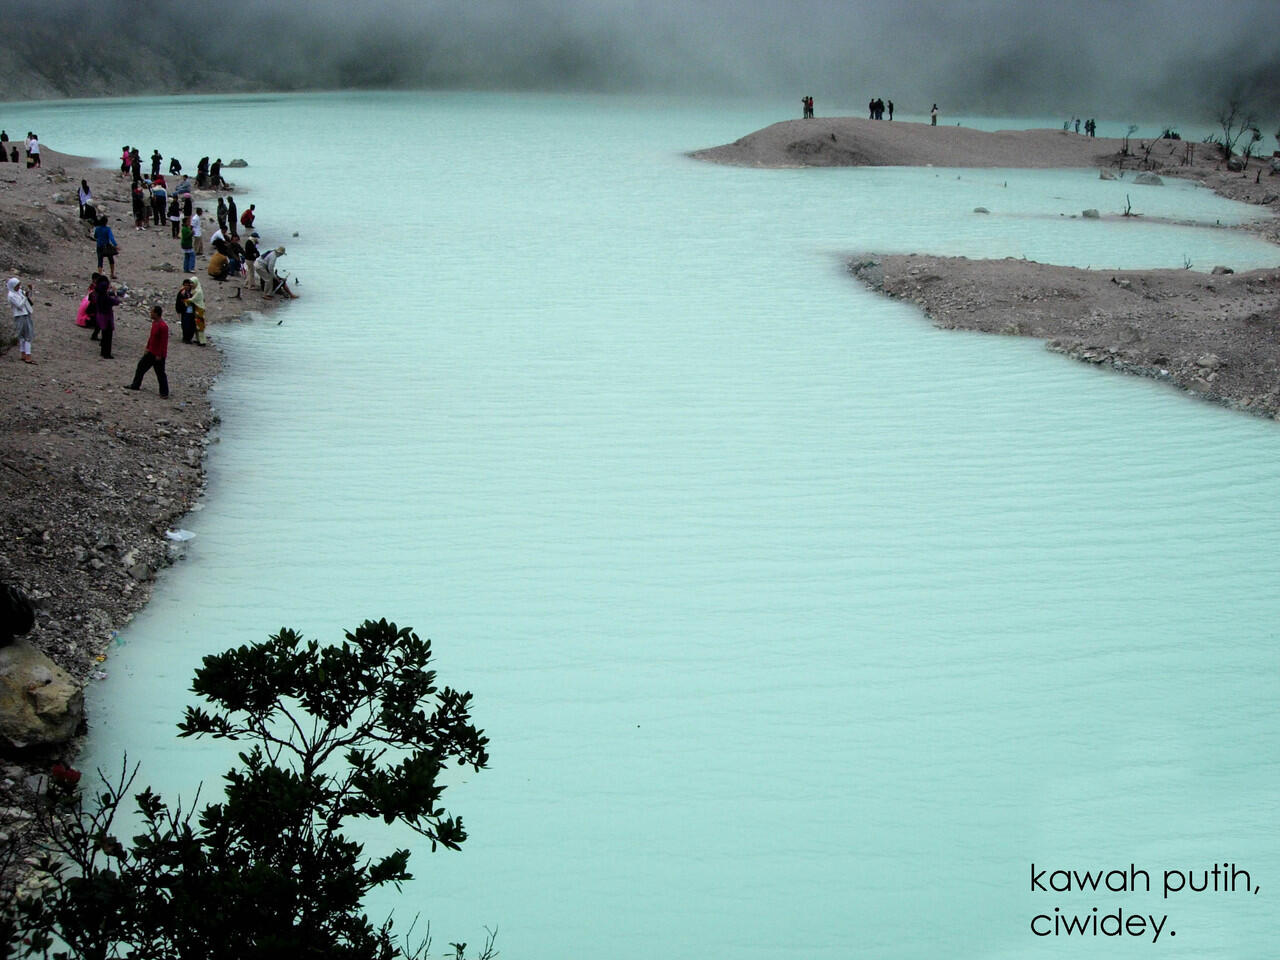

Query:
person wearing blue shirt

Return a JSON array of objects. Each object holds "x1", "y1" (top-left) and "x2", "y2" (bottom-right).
[{"x1": 93, "y1": 217, "x2": 117, "y2": 278}]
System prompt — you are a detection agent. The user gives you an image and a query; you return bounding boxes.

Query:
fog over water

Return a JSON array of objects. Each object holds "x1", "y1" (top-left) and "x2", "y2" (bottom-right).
[{"x1": 2, "y1": 0, "x2": 1278, "y2": 117}]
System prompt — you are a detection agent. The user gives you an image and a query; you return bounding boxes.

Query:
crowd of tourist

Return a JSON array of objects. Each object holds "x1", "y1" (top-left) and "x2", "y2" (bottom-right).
[{"x1": 7, "y1": 136, "x2": 297, "y2": 399}]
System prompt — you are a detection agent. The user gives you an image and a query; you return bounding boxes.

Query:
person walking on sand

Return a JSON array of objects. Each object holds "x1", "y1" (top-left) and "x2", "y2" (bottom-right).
[
  {"x1": 92, "y1": 275, "x2": 120, "y2": 359},
  {"x1": 94, "y1": 216, "x2": 118, "y2": 278},
  {"x1": 7, "y1": 278, "x2": 36, "y2": 364},
  {"x1": 126, "y1": 304, "x2": 170, "y2": 398},
  {"x1": 931, "y1": 104, "x2": 938, "y2": 126}
]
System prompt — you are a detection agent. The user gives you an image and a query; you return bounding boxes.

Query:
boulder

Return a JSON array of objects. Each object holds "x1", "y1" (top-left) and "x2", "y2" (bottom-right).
[
  {"x1": 973, "y1": 207, "x2": 990, "y2": 214},
  {"x1": 1133, "y1": 172, "x2": 1163, "y2": 186},
  {"x1": 226, "y1": 159, "x2": 248, "y2": 168},
  {"x1": 1082, "y1": 208, "x2": 1101, "y2": 219},
  {"x1": 1226, "y1": 155, "x2": 1245, "y2": 172},
  {"x1": 0, "y1": 641, "x2": 83, "y2": 749},
  {"x1": 1211, "y1": 265, "x2": 1234, "y2": 275},
  {"x1": 1099, "y1": 169, "x2": 1117, "y2": 180}
]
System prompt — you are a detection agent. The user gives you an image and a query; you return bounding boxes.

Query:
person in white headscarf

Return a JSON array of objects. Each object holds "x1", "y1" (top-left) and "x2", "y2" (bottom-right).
[{"x1": 7, "y1": 277, "x2": 35, "y2": 363}]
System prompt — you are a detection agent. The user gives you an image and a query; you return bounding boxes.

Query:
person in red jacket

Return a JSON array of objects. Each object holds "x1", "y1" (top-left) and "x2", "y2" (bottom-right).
[
  {"x1": 126, "y1": 304, "x2": 170, "y2": 398},
  {"x1": 239, "y1": 203, "x2": 255, "y2": 231}
]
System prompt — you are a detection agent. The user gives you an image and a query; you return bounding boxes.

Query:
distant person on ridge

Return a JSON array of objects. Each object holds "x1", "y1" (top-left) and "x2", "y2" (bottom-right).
[
  {"x1": 931, "y1": 104, "x2": 938, "y2": 126},
  {"x1": 887, "y1": 100, "x2": 894, "y2": 120},
  {"x1": 126, "y1": 304, "x2": 170, "y2": 398}
]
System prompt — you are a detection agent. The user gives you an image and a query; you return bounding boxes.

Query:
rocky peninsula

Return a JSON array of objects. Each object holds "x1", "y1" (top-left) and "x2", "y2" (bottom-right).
[{"x1": 695, "y1": 117, "x2": 1280, "y2": 418}]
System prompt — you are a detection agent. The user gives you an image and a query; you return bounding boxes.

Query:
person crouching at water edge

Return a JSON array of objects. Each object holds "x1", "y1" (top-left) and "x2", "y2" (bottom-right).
[
  {"x1": 7, "y1": 277, "x2": 35, "y2": 364},
  {"x1": 255, "y1": 246, "x2": 298, "y2": 299},
  {"x1": 125, "y1": 305, "x2": 170, "y2": 398}
]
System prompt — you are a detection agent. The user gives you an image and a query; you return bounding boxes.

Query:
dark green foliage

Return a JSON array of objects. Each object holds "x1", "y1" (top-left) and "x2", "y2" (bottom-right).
[{"x1": 6, "y1": 619, "x2": 491, "y2": 960}]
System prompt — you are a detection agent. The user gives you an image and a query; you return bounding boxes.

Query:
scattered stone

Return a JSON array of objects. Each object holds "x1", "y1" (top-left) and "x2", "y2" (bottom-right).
[
  {"x1": 1196, "y1": 353, "x2": 1224, "y2": 370},
  {"x1": 1226, "y1": 156, "x2": 1245, "y2": 172},
  {"x1": 1099, "y1": 169, "x2": 1117, "y2": 180},
  {"x1": 0, "y1": 641, "x2": 84, "y2": 748},
  {"x1": 1211, "y1": 265, "x2": 1234, "y2": 275},
  {"x1": 973, "y1": 207, "x2": 989, "y2": 214},
  {"x1": 1132, "y1": 172, "x2": 1164, "y2": 186},
  {"x1": 1082, "y1": 208, "x2": 1100, "y2": 219}
]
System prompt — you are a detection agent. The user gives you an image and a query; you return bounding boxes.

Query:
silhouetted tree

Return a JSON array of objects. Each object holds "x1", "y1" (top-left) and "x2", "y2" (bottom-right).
[{"x1": 6, "y1": 619, "x2": 493, "y2": 960}]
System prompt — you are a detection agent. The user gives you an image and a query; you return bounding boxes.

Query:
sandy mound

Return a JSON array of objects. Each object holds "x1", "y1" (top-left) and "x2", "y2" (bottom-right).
[{"x1": 692, "y1": 118, "x2": 1130, "y2": 168}]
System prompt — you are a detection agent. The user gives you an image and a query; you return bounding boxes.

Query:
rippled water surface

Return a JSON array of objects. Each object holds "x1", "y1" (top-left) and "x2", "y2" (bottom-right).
[{"x1": 8, "y1": 92, "x2": 1280, "y2": 958}]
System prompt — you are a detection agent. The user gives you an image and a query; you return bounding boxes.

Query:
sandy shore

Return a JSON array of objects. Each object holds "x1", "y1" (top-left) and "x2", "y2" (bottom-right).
[
  {"x1": 691, "y1": 117, "x2": 1135, "y2": 169},
  {"x1": 0, "y1": 145, "x2": 288, "y2": 883}
]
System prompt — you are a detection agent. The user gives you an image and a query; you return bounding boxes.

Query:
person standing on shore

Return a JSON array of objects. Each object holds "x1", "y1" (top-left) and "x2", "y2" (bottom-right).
[
  {"x1": 175, "y1": 278, "x2": 196, "y2": 343},
  {"x1": 94, "y1": 216, "x2": 118, "y2": 278},
  {"x1": 888, "y1": 99, "x2": 894, "y2": 120},
  {"x1": 190, "y1": 208, "x2": 203, "y2": 255},
  {"x1": 179, "y1": 220, "x2": 195, "y2": 273},
  {"x1": 227, "y1": 196, "x2": 238, "y2": 239},
  {"x1": 78, "y1": 180, "x2": 92, "y2": 220},
  {"x1": 150, "y1": 149, "x2": 162, "y2": 178},
  {"x1": 216, "y1": 197, "x2": 228, "y2": 233},
  {"x1": 242, "y1": 232, "x2": 260, "y2": 290},
  {"x1": 93, "y1": 275, "x2": 120, "y2": 359},
  {"x1": 7, "y1": 277, "x2": 35, "y2": 364},
  {"x1": 121, "y1": 146, "x2": 131, "y2": 176},
  {"x1": 151, "y1": 179, "x2": 167, "y2": 227},
  {"x1": 187, "y1": 276, "x2": 208, "y2": 346},
  {"x1": 27, "y1": 134, "x2": 40, "y2": 168},
  {"x1": 168, "y1": 196, "x2": 181, "y2": 238},
  {"x1": 126, "y1": 305, "x2": 170, "y2": 398},
  {"x1": 931, "y1": 104, "x2": 939, "y2": 126}
]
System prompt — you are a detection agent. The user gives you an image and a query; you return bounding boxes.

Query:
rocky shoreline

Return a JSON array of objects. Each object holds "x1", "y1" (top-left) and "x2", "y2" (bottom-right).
[
  {"x1": 848, "y1": 254, "x2": 1280, "y2": 418},
  {"x1": 0, "y1": 145, "x2": 289, "y2": 892}
]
